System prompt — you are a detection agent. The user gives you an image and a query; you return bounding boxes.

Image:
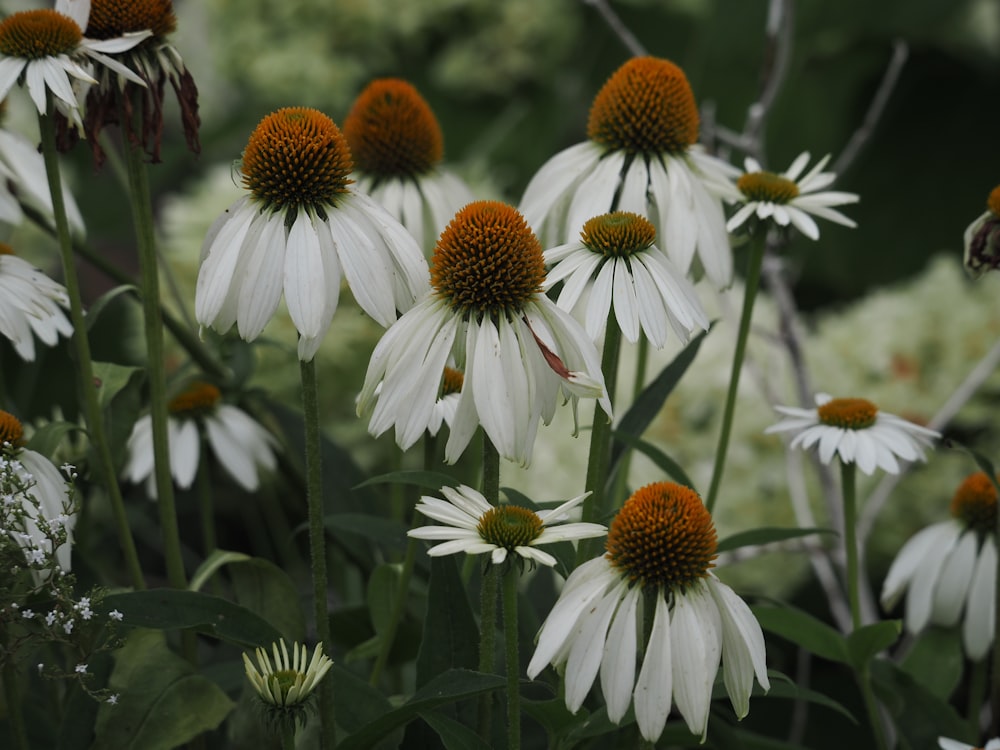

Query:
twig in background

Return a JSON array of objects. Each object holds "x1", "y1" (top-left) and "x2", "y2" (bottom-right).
[{"x1": 581, "y1": 0, "x2": 648, "y2": 58}]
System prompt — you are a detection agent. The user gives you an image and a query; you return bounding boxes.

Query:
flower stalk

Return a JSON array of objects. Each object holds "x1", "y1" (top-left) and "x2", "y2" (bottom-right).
[
  {"x1": 37, "y1": 102, "x2": 144, "y2": 590},
  {"x1": 502, "y1": 565, "x2": 521, "y2": 750},
  {"x1": 706, "y1": 224, "x2": 767, "y2": 514},
  {"x1": 478, "y1": 436, "x2": 500, "y2": 739},
  {"x1": 299, "y1": 357, "x2": 335, "y2": 750}
]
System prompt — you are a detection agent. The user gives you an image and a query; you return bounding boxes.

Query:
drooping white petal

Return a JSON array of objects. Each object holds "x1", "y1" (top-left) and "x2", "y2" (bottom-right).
[{"x1": 633, "y1": 590, "x2": 673, "y2": 742}]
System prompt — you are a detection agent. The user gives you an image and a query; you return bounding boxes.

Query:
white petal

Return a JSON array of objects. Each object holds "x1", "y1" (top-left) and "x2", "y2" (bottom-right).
[
  {"x1": 633, "y1": 591, "x2": 673, "y2": 742},
  {"x1": 600, "y1": 585, "x2": 640, "y2": 722}
]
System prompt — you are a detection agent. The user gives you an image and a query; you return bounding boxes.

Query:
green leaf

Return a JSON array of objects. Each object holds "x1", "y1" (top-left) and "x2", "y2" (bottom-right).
[
  {"x1": 416, "y1": 555, "x2": 478, "y2": 687},
  {"x1": 845, "y1": 620, "x2": 901, "y2": 671},
  {"x1": 99, "y1": 589, "x2": 281, "y2": 648},
  {"x1": 716, "y1": 526, "x2": 837, "y2": 554},
  {"x1": 368, "y1": 562, "x2": 403, "y2": 636},
  {"x1": 871, "y1": 658, "x2": 971, "y2": 747},
  {"x1": 325, "y1": 513, "x2": 408, "y2": 551},
  {"x1": 900, "y1": 626, "x2": 964, "y2": 700},
  {"x1": 752, "y1": 605, "x2": 849, "y2": 664},
  {"x1": 337, "y1": 669, "x2": 504, "y2": 749},
  {"x1": 84, "y1": 284, "x2": 139, "y2": 332},
  {"x1": 760, "y1": 670, "x2": 857, "y2": 723},
  {"x1": 332, "y1": 663, "x2": 394, "y2": 734},
  {"x1": 355, "y1": 469, "x2": 462, "y2": 491},
  {"x1": 188, "y1": 549, "x2": 251, "y2": 593},
  {"x1": 91, "y1": 630, "x2": 234, "y2": 750},
  {"x1": 945, "y1": 438, "x2": 1000, "y2": 493},
  {"x1": 25, "y1": 420, "x2": 79, "y2": 457},
  {"x1": 609, "y1": 431, "x2": 696, "y2": 489},
  {"x1": 610, "y1": 327, "x2": 709, "y2": 472},
  {"x1": 93, "y1": 361, "x2": 143, "y2": 411},
  {"x1": 419, "y1": 710, "x2": 491, "y2": 750},
  {"x1": 230, "y1": 556, "x2": 307, "y2": 644}
]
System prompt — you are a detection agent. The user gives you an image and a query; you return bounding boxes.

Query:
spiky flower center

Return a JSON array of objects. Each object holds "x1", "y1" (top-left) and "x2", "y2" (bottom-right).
[
  {"x1": 988, "y1": 185, "x2": 1000, "y2": 217},
  {"x1": 441, "y1": 366, "x2": 464, "y2": 397},
  {"x1": 737, "y1": 171, "x2": 801, "y2": 204},
  {"x1": 816, "y1": 398, "x2": 878, "y2": 430},
  {"x1": 587, "y1": 56, "x2": 699, "y2": 155},
  {"x1": 580, "y1": 211, "x2": 656, "y2": 257},
  {"x1": 0, "y1": 243, "x2": 14, "y2": 256},
  {"x1": 606, "y1": 482, "x2": 717, "y2": 590},
  {"x1": 430, "y1": 201, "x2": 546, "y2": 318},
  {"x1": 0, "y1": 411, "x2": 24, "y2": 447},
  {"x1": 0, "y1": 10, "x2": 82, "y2": 59},
  {"x1": 241, "y1": 107, "x2": 353, "y2": 212},
  {"x1": 168, "y1": 382, "x2": 221, "y2": 417},
  {"x1": 477, "y1": 505, "x2": 544, "y2": 551},
  {"x1": 86, "y1": 0, "x2": 177, "y2": 39},
  {"x1": 950, "y1": 472, "x2": 998, "y2": 536},
  {"x1": 343, "y1": 78, "x2": 443, "y2": 179}
]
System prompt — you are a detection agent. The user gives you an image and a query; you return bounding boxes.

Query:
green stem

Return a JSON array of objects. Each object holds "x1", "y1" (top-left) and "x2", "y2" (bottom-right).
[
  {"x1": 478, "y1": 436, "x2": 501, "y2": 739},
  {"x1": 118, "y1": 94, "x2": 186, "y2": 593},
  {"x1": 968, "y1": 656, "x2": 987, "y2": 737},
  {"x1": 612, "y1": 336, "x2": 649, "y2": 504},
  {"x1": 195, "y1": 442, "x2": 216, "y2": 558},
  {"x1": 36, "y1": 107, "x2": 144, "y2": 590},
  {"x1": 2, "y1": 659, "x2": 29, "y2": 750},
  {"x1": 705, "y1": 226, "x2": 767, "y2": 515},
  {"x1": 857, "y1": 666, "x2": 890, "y2": 750},
  {"x1": 502, "y1": 567, "x2": 521, "y2": 750},
  {"x1": 577, "y1": 313, "x2": 622, "y2": 564},
  {"x1": 280, "y1": 725, "x2": 296, "y2": 750},
  {"x1": 840, "y1": 460, "x2": 862, "y2": 631},
  {"x1": 300, "y1": 358, "x2": 334, "y2": 750}
]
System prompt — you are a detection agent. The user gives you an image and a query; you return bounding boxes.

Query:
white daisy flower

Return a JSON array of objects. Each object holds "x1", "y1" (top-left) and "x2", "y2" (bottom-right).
[
  {"x1": 243, "y1": 638, "x2": 333, "y2": 708},
  {"x1": 939, "y1": 737, "x2": 1000, "y2": 750},
  {"x1": 0, "y1": 410, "x2": 76, "y2": 579},
  {"x1": 765, "y1": 393, "x2": 939, "y2": 475},
  {"x1": 195, "y1": 107, "x2": 429, "y2": 361},
  {"x1": 725, "y1": 153, "x2": 858, "y2": 240},
  {"x1": 519, "y1": 56, "x2": 736, "y2": 288},
  {"x1": 344, "y1": 78, "x2": 475, "y2": 254},
  {"x1": 962, "y1": 184, "x2": 1000, "y2": 279},
  {"x1": 881, "y1": 472, "x2": 998, "y2": 661},
  {"x1": 408, "y1": 484, "x2": 606, "y2": 567},
  {"x1": 0, "y1": 243, "x2": 73, "y2": 362},
  {"x1": 544, "y1": 211, "x2": 708, "y2": 347},
  {"x1": 0, "y1": 0, "x2": 150, "y2": 126},
  {"x1": 527, "y1": 482, "x2": 769, "y2": 742},
  {"x1": 123, "y1": 381, "x2": 278, "y2": 498},
  {"x1": 357, "y1": 200, "x2": 610, "y2": 467},
  {"x1": 0, "y1": 128, "x2": 84, "y2": 233},
  {"x1": 78, "y1": 0, "x2": 200, "y2": 164}
]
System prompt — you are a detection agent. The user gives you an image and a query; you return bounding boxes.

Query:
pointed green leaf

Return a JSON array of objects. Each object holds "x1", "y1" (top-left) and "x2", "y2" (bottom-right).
[
  {"x1": 25, "y1": 420, "x2": 79, "y2": 458},
  {"x1": 717, "y1": 526, "x2": 837, "y2": 554},
  {"x1": 900, "y1": 626, "x2": 964, "y2": 700},
  {"x1": 99, "y1": 589, "x2": 281, "y2": 648},
  {"x1": 93, "y1": 361, "x2": 143, "y2": 411},
  {"x1": 369, "y1": 562, "x2": 404, "y2": 635},
  {"x1": 91, "y1": 630, "x2": 234, "y2": 750},
  {"x1": 609, "y1": 431, "x2": 695, "y2": 489},
  {"x1": 758, "y1": 670, "x2": 856, "y2": 723},
  {"x1": 845, "y1": 620, "x2": 901, "y2": 671},
  {"x1": 188, "y1": 549, "x2": 251, "y2": 593},
  {"x1": 416, "y1": 555, "x2": 478, "y2": 687},
  {"x1": 752, "y1": 605, "x2": 849, "y2": 664},
  {"x1": 419, "y1": 710, "x2": 491, "y2": 750},
  {"x1": 325, "y1": 513, "x2": 408, "y2": 551},
  {"x1": 355, "y1": 470, "x2": 462, "y2": 491},
  {"x1": 871, "y1": 658, "x2": 970, "y2": 747}
]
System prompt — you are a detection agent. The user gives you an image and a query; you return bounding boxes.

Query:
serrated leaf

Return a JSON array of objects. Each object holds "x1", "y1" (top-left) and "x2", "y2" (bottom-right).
[
  {"x1": 716, "y1": 526, "x2": 837, "y2": 554},
  {"x1": 752, "y1": 605, "x2": 849, "y2": 664},
  {"x1": 91, "y1": 629, "x2": 234, "y2": 750},
  {"x1": 845, "y1": 620, "x2": 901, "y2": 671},
  {"x1": 99, "y1": 589, "x2": 281, "y2": 648},
  {"x1": 337, "y1": 669, "x2": 504, "y2": 749}
]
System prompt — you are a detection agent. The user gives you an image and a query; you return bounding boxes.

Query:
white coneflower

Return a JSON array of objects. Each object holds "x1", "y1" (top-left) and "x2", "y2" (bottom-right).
[
  {"x1": 0, "y1": 243, "x2": 72, "y2": 362},
  {"x1": 519, "y1": 56, "x2": 736, "y2": 288},
  {"x1": 765, "y1": 393, "x2": 938, "y2": 475},
  {"x1": 882, "y1": 472, "x2": 998, "y2": 661},
  {"x1": 123, "y1": 381, "x2": 278, "y2": 498},
  {"x1": 544, "y1": 211, "x2": 708, "y2": 347},
  {"x1": 408, "y1": 484, "x2": 605, "y2": 567},
  {"x1": 243, "y1": 638, "x2": 333, "y2": 733},
  {"x1": 343, "y1": 77, "x2": 474, "y2": 254},
  {"x1": 528, "y1": 482, "x2": 769, "y2": 742},
  {"x1": 195, "y1": 107, "x2": 429, "y2": 361},
  {"x1": 939, "y1": 738, "x2": 1000, "y2": 750},
  {"x1": 357, "y1": 200, "x2": 610, "y2": 466},
  {"x1": 725, "y1": 153, "x2": 858, "y2": 240}
]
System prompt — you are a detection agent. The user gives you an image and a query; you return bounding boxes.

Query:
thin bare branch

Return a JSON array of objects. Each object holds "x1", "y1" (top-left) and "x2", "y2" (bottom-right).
[
  {"x1": 581, "y1": 0, "x2": 647, "y2": 58},
  {"x1": 741, "y1": 0, "x2": 794, "y2": 163},
  {"x1": 833, "y1": 40, "x2": 909, "y2": 176}
]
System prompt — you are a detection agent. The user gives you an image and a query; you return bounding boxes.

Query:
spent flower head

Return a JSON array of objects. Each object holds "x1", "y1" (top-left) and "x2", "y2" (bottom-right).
[
  {"x1": 528, "y1": 482, "x2": 769, "y2": 742},
  {"x1": 963, "y1": 184, "x2": 1000, "y2": 279}
]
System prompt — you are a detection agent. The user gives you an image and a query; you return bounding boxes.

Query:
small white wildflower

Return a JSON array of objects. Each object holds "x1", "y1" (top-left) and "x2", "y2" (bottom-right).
[
  {"x1": 109, "y1": 609, "x2": 123, "y2": 622},
  {"x1": 21, "y1": 609, "x2": 34, "y2": 619},
  {"x1": 107, "y1": 694, "x2": 119, "y2": 705},
  {"x1": 63, "y1": 619, "x2": 74, "y2": 634},
  {"x1": 74, "y1": 663, "x2": 87, "y2": 674},
  {"x1": 36, "y1": 663, "x2": 43, "y2": 673},
  {"x1": 44, "y1": 610, "x2": 57, "y2": 626},
  {"x1": 60, "y1": 463, "x2": 76, "y2": 477}
]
